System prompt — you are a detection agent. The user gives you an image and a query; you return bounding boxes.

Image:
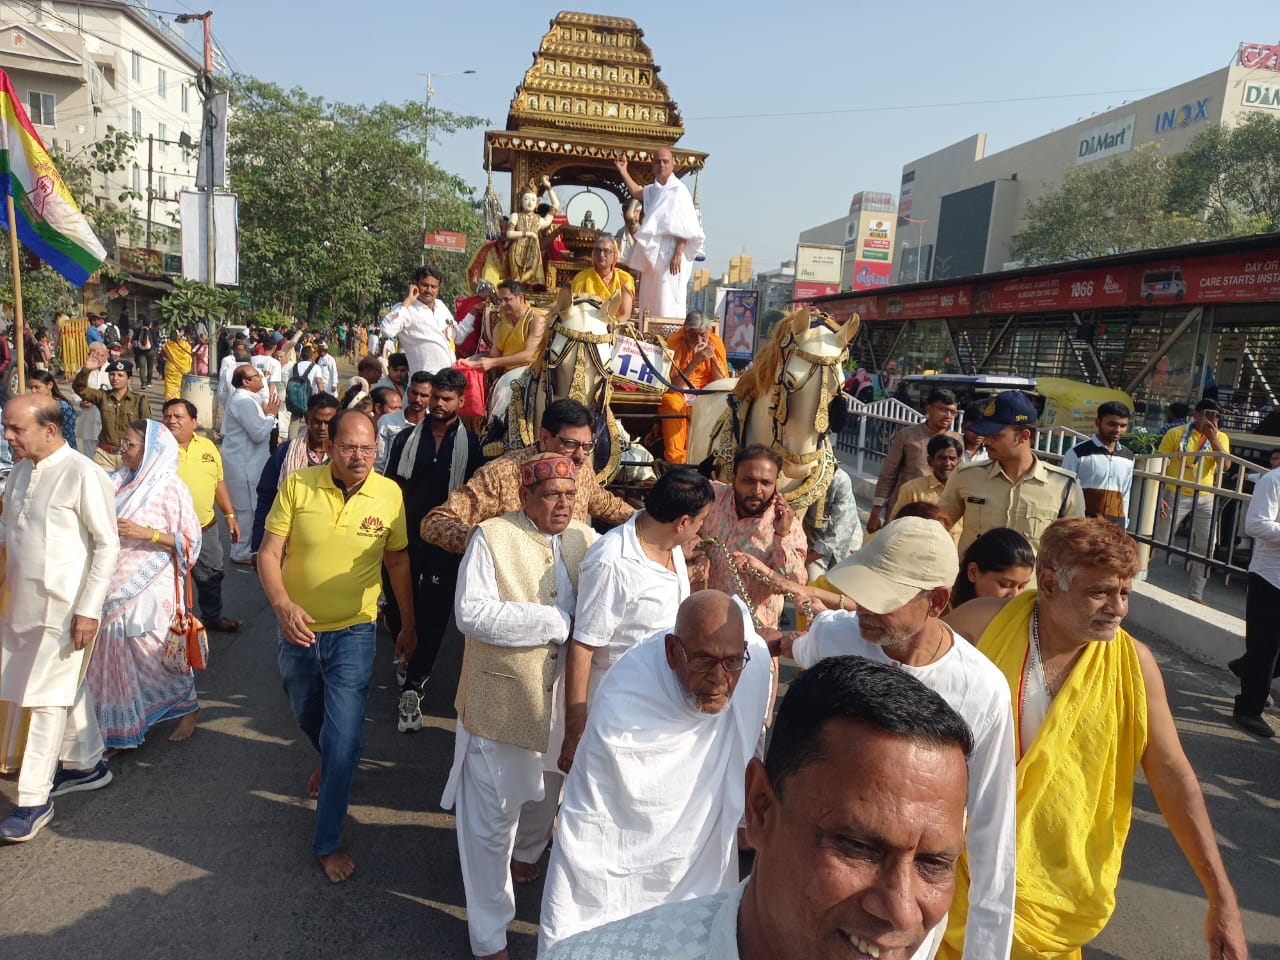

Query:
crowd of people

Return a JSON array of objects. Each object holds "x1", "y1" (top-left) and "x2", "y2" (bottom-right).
[{"x1": 0, "y1": 272, "x2": 1264, "y2": 960}]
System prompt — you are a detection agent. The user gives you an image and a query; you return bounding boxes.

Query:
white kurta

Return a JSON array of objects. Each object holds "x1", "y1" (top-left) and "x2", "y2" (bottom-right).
[
  {"x1": 537, "y1": 606, "x2": 770, "y2": 957},
  {"x1": 380, "y1": 299, "x2": 458, "y2": 375},
  {"x1": 793, "y1": 611, "x2": 1017, "y2": 960},
  {"x1": 222, "y1": 388, "x2": 276, "y2": 561},
  {"x1": 572, "y1": 514, "x2": 689, "y2": 698},
  {"x1": 444, "y1": 522, "x2": 584, "y2": 957},
  {"x1": 627, "y1": 176, "x2": 705, "y2": 320},
  {"x1": 72, "y1": 368, "x2": 109, "y2": 455},
  {"x1": 0, "y1": 443, "x2": 120, "y2": 707}
]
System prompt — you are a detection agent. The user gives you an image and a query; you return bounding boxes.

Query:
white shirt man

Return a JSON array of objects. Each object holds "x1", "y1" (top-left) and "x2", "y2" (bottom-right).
[
  {"x1": 249, "y1": 352, "x2": 283, "y2": 405},
  {"x1": 442, "y1": 454, "x2": 596, "y2": 960},
  {"x1": 222, "y1": 365, "x2": 279, "y2": 563},
  {"x1": 0, "y1": 396, "x2": 120, "y2": 842},
  {"x1": 381, "y1": 271, "x2": 471, "y2": 375},
  {"x1": 615, "y1": 148, "x2": 705, "y2": 319},
  {"x1": 788, "y1": 517, "x2": 1016, "y2": 960},
  {"x1": 538, "y1": 591, "x2": 770, "y2": 956}
]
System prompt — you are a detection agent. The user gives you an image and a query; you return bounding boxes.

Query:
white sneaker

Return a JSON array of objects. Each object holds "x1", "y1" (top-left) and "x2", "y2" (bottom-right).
[{"x1": 397, "y1": 690, "x2": 422, "y2": 733}]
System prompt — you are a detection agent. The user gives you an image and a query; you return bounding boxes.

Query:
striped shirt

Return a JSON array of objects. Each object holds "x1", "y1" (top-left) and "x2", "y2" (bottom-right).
[{"x1": 1059, "y1": 435, "x2": 1134, "y2": 525}]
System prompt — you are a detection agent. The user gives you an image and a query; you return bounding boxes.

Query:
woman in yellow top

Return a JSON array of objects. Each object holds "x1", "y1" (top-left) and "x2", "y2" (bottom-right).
[
  {"x1": 570, "y1": 235, "x2": 635, "y2": 320},
  {"x1": 457, "y1": 278, "x2": 547, "y2": 424},
  {"x1": 161, "y1": 329, "x2": 193, "y2": 401}
]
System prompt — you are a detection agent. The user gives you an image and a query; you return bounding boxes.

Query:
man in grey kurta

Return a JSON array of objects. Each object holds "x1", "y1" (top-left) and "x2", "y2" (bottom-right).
[{"x1": 0, "y1": 395, "x2": 119, "y2": 843}]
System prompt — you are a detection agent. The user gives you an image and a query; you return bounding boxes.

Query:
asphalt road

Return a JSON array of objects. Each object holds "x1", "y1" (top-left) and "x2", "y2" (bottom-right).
[{"x1": 1, "y1": 531, "x2": 1278, "y2": 959}]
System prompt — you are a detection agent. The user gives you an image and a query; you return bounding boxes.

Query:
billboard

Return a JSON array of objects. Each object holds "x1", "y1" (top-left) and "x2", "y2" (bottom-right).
[
  {"x1": 794, "y1": 281, "x2": 840, "y2": 302},
  {"x1": 423, "y1": 230, "x2": 467, "y2": 251},
  {"x1": 722, "y1": 289, "x2": 759, "y2": 361},
  {"x1": 795, "y1": 243, "x2": 844, "y2": 286},
  {"x1": 1076, "y1": 114, "x2": 1136, "y2": 165},
  {"x1": 851, "y1": 211, "x2": 896, "y2": 291}
]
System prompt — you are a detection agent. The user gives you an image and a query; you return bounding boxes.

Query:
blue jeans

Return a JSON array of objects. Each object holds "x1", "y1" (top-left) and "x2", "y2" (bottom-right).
[{"x1": 277, "y1": 622, "x2": 377, "y2": 855}]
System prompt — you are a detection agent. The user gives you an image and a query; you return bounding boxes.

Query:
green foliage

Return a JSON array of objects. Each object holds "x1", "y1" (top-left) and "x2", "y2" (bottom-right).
[
  {"x1": 1014, "y1": 115, "x2": 1280, "y2": 265},
  {"x1": 227, "y1": 76, "x2": 488, "y2": 325},
  {"x1": 1013, "y1": 144, "x2": 1210, "y2": 264},
  {"x1": 155, "y1": 278, "x2": 241, "y2": 333}
]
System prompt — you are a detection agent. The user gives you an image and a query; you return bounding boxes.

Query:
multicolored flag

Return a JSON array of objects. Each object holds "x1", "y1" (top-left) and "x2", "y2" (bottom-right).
[{"x1": 0, "y1": 69, "x2": 106, "y2": 287}]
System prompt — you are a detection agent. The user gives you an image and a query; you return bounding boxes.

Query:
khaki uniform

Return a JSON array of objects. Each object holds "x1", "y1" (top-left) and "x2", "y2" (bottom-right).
[
  {"x1": 71, "y1": 367, "x2": 152, "y2": 471},
  {"x1": 936, "y1": 457, "x2": 1084, "y2": 555}
]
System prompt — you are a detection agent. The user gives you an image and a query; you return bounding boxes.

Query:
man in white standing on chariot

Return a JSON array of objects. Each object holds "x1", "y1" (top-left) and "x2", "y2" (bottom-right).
[{"x1": 614, "y1": 148, "x2": 704, "y2": 320}]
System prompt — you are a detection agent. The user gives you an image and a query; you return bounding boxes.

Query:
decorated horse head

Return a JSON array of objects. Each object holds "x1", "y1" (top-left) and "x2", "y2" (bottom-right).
[
  {"x1": 687, "y1": 307, "x2": 860, "y2": 511},
  {"x1": 505, "y1": 286, "x2": 626, "y2": 480}
]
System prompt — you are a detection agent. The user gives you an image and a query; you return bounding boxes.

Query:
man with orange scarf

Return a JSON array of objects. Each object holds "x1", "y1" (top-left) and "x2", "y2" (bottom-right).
[
  {"x1": 658, "y1": 310, "x2": 727, "y2": 464},
  {"x1": 943, "y1": 518, "x2": 1246, "y2": 960}
]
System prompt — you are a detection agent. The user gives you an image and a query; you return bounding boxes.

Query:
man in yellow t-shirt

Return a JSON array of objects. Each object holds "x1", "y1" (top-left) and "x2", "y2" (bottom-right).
[
  {"x1": 571, "y1": 235, "x2": 636, "y2": 320},
  {"x1": 258, "y1": 410, "x2": 413, "y2": 884},
  {"x1": 163, "y1": 398, "x2": 244, "y2": 633},
  {"x1": 1155, "y1": 397, "x2": 1231, "y2": 603}
]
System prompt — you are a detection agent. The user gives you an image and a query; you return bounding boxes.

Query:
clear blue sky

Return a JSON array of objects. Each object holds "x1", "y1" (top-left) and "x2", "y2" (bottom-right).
[{"x1": 192, "y1": 1, "x2": 1271, "y2": 278}]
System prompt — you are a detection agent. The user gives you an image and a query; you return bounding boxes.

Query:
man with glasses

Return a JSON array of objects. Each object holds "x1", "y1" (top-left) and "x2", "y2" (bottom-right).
[
  {"x1": 868, "y1": 388, "x2": 961, "y2": 533},
  {"x1": 443, "y1": 453, "x2": 596, "y2": 960},
  {"x1": 538, "y1": 590, "x2": 770, "y2": 956},
  {"x1": 571, "y1": 235, "x2": 635, "y2": 320},
  {"x1": 657, "y1": 310, "x2": 729, "y2": 464},
  {"x1": 422, "y1": 398, "x2": 633, "y2": 555},
  {"x1": 223, "y1": 364, "x2": 281, "y2": 564},
  {"x1": 259, "y1": 410, "x2": 414, "y2": 884}
]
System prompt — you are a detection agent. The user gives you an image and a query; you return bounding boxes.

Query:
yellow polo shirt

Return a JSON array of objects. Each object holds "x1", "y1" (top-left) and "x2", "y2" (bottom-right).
[
  {"x1": 176, "y1": 434, "x2": 223, "y2": 527},
  {"x1": 265, "y1": 464, "x2": 409, "y2": 632}
]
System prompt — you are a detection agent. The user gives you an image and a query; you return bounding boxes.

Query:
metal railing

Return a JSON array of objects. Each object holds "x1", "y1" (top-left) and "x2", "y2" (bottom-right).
[{"x1": 836, "y1": 393, "x2": 1258, "y2": 584}]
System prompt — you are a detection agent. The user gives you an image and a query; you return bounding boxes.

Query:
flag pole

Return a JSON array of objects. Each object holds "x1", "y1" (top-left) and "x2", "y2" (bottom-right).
[{"x1": 6, "y1": 192, "x2": 25, "y2": 394}]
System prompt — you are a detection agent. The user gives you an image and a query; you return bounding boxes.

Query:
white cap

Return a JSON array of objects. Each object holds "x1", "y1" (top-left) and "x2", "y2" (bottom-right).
[{"x1": 826, "y1": 516, "x2": 959, "y2": 614}]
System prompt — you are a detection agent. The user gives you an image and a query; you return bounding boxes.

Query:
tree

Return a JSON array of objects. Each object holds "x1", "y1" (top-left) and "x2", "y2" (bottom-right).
[
  {"x1": 1172, "y1": 113, "x2": 1280, "y2": 234},
  {"x1": 1012, "y1": 144, "x2": 1213, "y2": 264},
  {"x1": 155, "y1": 278, "x2": 241, "y2": 334},
  {"x1": 227, "y1": 76, "x2": 487, "y2": 325}
]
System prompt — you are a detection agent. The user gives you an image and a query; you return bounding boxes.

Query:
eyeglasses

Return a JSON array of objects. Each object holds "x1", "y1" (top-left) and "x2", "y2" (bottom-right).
[
  {"x1": 670, "y1": 634, "x2": 750, "y2": 674},
  {"x1": 118, "y1": 439, "x2": 142, "y2": 452},
  {"x1": 335, "y1": 444, "x2": 377, "y2": 458},
  {"x1": 555, "y1": 436, "x2": 596, "y2": 453}
]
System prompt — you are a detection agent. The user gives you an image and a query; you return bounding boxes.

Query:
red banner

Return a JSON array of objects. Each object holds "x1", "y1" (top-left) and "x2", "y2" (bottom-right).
[
  {"x1": 793, "y1": 281, "x2": 840, "y2": 302},
  {"x1": 1178, "y1": 252, "x2": 1280, "y2": 303},
  {"x1": 883, "y1": 285, "x2": 972, "y2": 320},
  {"x1": 423, "y1": 230, "x2": 467, "y2": 251},
  {"x1": 980, "y1": 267, "x2": 1130, "y2": 313},
  {"x1": 851, "y1": 260, "x2": 893, "y2": 291}
]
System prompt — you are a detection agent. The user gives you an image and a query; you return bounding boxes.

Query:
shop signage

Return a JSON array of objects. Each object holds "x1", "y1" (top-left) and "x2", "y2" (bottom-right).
[
  {"x1": 795, "y1": 243, "x2": 844, "y2": 285},
  {"x1": 1238, "y1": 41, "x2": 1280, "y2": 71},
  {"x1": 1154, "y1": 97, "x2": 1210, "y2": 133},
  {"x1": 1076, "y1": 114, "x2": 1135, "y2": 165},
  {"x1": 852, "y1": 262, "x2": 893, "y2": 290},
  {"x1": 422, "y1": 230, "x2": 466, "y2": 251},
  {"x1": 1243, "y1": 82, "x2": 1280, "y2": 111}
]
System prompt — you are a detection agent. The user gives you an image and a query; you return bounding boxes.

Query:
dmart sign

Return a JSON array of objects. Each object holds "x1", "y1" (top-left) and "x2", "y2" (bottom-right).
[
  {"x1": 1243, "y1": 82, "x2": 1280, "y2": 111},
  {"x1": 1075, "y1": 114, "x2": 1136, "y2": 165}
]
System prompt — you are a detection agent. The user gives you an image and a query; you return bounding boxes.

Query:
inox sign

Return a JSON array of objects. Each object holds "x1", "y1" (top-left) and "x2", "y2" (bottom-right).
[{"x1": 1155, "y1": 97, "x2": 1210, "y2": 133}]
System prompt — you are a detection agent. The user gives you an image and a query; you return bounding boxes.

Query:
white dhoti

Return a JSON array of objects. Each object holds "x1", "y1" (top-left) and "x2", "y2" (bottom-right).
[
  {"x1": 76, "y1": 405, "x2": 102, "y2": 457},
  {"x1": 445, "y1": 730, "x2": 548, "y2": 957},
  {"x1": 488, "y1": 366, "x2": 529, "y2": 427},
  {"x1": 635, "y1": 242, "x2": 694, "y2": 320},
  {"x1": 17, "y1": 681, "x2": 104, "y2": 806}
]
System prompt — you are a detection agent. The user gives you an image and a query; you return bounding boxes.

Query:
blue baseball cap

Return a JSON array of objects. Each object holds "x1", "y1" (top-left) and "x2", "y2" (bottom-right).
[{"x1": 967, "y1": 390, "x2": 1037, "y2": 436}]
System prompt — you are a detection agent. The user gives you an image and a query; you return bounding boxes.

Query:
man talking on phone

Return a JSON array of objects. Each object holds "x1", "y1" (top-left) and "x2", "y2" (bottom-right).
[
  {"x1": 380, "y1": 267, "x2": 474, "y2": 377},
  {"x1": 1156, "y1": 397, "x2": 1230, "y2": 604}
]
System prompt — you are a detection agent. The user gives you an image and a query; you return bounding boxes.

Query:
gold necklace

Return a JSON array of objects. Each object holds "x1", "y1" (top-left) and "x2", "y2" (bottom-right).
[{"x1": 635, "y1": 517, "x2": 674, "y2": 571}]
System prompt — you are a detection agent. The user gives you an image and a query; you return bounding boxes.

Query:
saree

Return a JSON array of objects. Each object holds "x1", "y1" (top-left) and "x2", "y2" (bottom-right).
[
  {"x1": 86, "y1": 422, "x2": 203, "y2": 748},
  {"x1": 162, "y1": 339, "x2": 193, "y2": 401},
  {"x1": 940, "y1": 590, "x2": 1148, "y2": 960}
]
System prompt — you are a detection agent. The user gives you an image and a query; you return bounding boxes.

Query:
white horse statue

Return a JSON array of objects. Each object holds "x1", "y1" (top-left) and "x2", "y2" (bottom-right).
[
  {"x1": 687, "y1": 307, "x2": 860, "y2": 513},
  {"x1": 505, "y1": 286, "x2": 627, "y2": 482}
]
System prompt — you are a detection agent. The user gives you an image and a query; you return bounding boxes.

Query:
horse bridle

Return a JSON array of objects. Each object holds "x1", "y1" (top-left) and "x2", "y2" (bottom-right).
[{"x1": 769, "y1": 317, "x2": 848, "y2": 464}]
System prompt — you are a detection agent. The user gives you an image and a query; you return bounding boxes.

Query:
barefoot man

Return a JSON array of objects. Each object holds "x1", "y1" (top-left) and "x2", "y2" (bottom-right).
[{"x1": 258, "y1": 410, "x2": 416, "y2": 882}]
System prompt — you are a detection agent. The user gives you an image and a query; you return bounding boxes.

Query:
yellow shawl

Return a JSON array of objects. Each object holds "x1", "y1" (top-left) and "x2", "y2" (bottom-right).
[
  {"x1": 940, "y1": 590, "x2": 1147, "y2": 960},
  {"x1": 492, "y1": 308, "x2": 536, "y2": 360}
]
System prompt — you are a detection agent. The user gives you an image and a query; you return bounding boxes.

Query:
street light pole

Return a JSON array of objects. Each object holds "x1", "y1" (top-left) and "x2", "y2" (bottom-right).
[{"x1": 418, "y1": 69, "x2": 475, "y2": 265}]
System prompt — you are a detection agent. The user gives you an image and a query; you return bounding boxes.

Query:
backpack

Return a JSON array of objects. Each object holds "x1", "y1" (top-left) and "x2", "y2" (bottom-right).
[
  {"x1": 104, "y1": 322, "x2": 120, "y2": 345},
  {"x1": 285, "y1": 361, "x2": 313, "y2": 416}
]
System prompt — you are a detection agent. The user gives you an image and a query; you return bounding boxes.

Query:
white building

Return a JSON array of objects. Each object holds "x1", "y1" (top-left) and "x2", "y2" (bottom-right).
[
  {"x1": 898, "y1": 49, "x2": 1280, "y2": 281},
  {"x1": 0, "y1": 0, "x2": 203, "y2": 259}
]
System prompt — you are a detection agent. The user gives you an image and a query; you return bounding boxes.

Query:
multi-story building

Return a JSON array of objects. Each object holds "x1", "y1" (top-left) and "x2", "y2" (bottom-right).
[
  {"x1": 0, "y1": 0, "x2": 203, "y2": 261},
  {"x1": 898, "y1": 44, "x2": 1280, "y2": 281},
  {"x1": 798, "y1": 191, "x2": 898, "y2": 292}
]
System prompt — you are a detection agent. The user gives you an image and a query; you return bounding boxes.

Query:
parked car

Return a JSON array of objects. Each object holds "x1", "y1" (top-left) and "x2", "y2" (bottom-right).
[{"x1": 892, "y1": 374, "x2": 1135, "y2": 434}]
